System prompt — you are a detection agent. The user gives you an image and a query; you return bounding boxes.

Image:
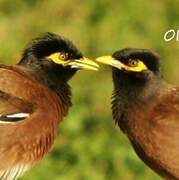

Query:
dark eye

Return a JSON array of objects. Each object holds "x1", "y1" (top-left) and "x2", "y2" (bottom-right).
[
  {"x1": 60, "y1": 53, "x2": 68, "y2": 60},
  {"x1": 128, "y1": 59, "x2": 138, "y2": 67}
]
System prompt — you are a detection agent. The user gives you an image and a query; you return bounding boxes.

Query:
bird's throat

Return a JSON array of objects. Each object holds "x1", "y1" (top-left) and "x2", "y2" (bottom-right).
[{"x1": 111, "y1": 76, "x2": 165, "y2": 132}]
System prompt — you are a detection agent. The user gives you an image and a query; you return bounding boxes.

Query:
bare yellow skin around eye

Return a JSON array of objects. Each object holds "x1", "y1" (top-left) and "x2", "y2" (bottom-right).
[
  {"x1": 48, "y1": 52, "x2": 67, "y2": 65},
  {"x1": 124, "y1": 60, "x2": 147, "y2": 72}
]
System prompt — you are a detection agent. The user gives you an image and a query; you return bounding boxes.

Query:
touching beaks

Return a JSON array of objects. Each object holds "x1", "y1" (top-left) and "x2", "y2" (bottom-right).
[
  {"x1": 67, "y1": 57, "x2": 99, "y2": 71},
  {"x1": 96, "y1": 56, "x2": 125, "y2": 70}
]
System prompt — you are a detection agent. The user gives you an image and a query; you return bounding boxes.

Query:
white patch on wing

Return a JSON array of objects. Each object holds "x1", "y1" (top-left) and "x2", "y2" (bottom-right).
[
  {"x1": 5, "y1": 113, "x2": 30, "y2": 118},
  {"x1": 0, "y1": 164, "x2": 30, "y2": 180},
  {"x1": 0, "y1": 113, "x2": 30, "y2": 124}
]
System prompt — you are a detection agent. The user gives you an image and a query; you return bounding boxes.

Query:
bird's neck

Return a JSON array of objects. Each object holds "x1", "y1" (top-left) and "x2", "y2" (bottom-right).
[
  {"x1": 112, "y1": 76, "x2": 166, "y2": 132},
  {"x1": 17, "y1": 64, "x2": 72, "y2": 116},
  {"x1": 114, "y1": 77, "x2": 158, "y2": 102}
]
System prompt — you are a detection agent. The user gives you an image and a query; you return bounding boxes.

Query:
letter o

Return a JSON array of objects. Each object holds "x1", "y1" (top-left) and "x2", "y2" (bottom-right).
[{"x1": 164, "y1": 29, "x2": 175, "y2": 42}]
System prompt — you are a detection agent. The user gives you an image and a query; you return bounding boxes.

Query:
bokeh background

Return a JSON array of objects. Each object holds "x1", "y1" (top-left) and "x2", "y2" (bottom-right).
[{"x1": 0, "y1": 0, "x2": 179, "y2": 179}]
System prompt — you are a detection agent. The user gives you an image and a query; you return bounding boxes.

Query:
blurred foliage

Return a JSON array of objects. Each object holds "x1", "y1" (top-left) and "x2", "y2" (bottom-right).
[{"x1": 0, "y1": 0, "x2": 178, "y2": 179}]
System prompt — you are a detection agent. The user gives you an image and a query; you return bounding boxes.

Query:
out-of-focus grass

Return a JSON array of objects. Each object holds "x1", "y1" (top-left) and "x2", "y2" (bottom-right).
[{"x1": 0, "y1": 0, "x2": 178, "y2": 179}]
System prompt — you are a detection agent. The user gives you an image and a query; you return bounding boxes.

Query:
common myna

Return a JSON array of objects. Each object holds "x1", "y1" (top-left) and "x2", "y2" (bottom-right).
[
  {"x1": 0, "y1": 32, "x2": 99, "y2": 180},
  {"x1": 97, "y1": 48, "x2": 179, "y2": 179}
]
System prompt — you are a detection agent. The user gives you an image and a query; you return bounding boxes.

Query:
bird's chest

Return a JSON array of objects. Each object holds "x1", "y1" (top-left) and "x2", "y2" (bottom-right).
[
  {"x1": 22, "y1": 129, "x2": 56, "y2": 163},
  {"x1": 122, "y1": 103, "x2": 152, "y2": 141},
  {"x1": 20, "y1": 90, "x2": 71, "y2": 163},
  {"x1": 113, "y1": 97, "x2": 151, "y2": 136},
  {"x1": 123, "y1": 102, "x2": 179, "y2": 179},
  {"x1": 124, "y1": 98, "x2": 168, "y2": 147}
]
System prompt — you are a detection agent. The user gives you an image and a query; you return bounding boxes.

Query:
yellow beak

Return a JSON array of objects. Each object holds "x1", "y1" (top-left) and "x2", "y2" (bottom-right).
[
  {"x1": 67, "y1": 57, "x2": 99, "y2": 71},
  {"x1": 96, "y1": 56, "x2": 125, "y2": 69}
]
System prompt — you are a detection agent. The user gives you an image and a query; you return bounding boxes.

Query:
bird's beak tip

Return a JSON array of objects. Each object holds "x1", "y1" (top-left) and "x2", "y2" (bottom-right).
[
  {"x1": 96, "y1": 56, "x2": 113, "y2": 65},
  {"x1": 96, "y1": 56, "x2": 124, "y2": 70},
  {"x1": 68, "y1": 57, "x2": 100, "y2": 71}
]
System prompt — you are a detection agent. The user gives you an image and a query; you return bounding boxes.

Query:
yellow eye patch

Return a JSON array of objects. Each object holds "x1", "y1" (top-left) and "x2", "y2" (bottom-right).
[
  {"x1": 123, "y1": 59, "x2": 147, "y2": 72},
  {"x1": 48, "y1": 52, "x2": 69, "y2": 65}
]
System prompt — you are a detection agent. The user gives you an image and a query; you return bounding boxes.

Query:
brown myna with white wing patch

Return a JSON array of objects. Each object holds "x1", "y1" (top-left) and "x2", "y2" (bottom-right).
[
  {"x1": 97, "y1": 48, "x2": 179, "y2": 179},
  {"x1": 0, "y1": 32, "x2": 99, "y2": 180}
]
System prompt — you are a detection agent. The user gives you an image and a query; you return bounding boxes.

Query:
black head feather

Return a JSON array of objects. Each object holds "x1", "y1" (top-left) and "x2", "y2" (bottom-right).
[
  {"x1": 112, "y1": 48, "x2": 160, "y2": 74},
  {"x1": 112, "y1": 48, "x2": 164, "y2": 103},
  {"x1": 19, "y1": 32, "x2": 82, "y2": 63}
]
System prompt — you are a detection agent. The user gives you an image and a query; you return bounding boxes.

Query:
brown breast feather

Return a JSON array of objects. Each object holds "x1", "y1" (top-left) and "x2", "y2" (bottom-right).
[{"x1": 126, "y1": 87, "x2": 179, "y2": 179}]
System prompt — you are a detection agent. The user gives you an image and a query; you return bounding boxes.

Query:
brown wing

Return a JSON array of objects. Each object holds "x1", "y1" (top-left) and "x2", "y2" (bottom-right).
[
  {"x1": 129, "y1": 87, "x2": 179, "y2": 179},
  {"x1": 0, "y1": 90, "x2": 33, "y2": 123},
  {"x1": 0, "y1": 65, "x2": 62, "y2": 180}
]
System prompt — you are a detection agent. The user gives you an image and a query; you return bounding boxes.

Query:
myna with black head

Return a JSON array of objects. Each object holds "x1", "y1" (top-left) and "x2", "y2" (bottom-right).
[
  {"x1": 0, "y1": 32, "x2": 99, "y2": 180},
  {"x1": 97, "y1": 48, "x2": 179, "y2": 179}
]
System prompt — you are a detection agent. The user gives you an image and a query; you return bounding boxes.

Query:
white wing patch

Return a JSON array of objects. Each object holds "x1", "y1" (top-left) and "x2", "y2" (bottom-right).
[
  {"x1": 0, "y1": 164, "x2": 30, "y2": 180},
  {"x1": 5, "y1": 113, "x2": 30, "y2": 119},
  {"x1": 0, "y1": 113, "x2": 30, "y2": 124}
]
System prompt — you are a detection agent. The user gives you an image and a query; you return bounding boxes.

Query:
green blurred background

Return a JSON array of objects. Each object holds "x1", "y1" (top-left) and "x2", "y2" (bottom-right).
[{"x1": 0, "y1": 0, "x2": 179, "y2": 179}]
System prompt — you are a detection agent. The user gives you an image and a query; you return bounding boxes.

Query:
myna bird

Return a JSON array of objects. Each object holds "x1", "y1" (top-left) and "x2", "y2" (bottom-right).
[
  {"x1": 0, "y1": 32, "x2": 99, "y2": 180},
  {"x1": 97, "y1": 48, "x2": 179, "y2": 179}
]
